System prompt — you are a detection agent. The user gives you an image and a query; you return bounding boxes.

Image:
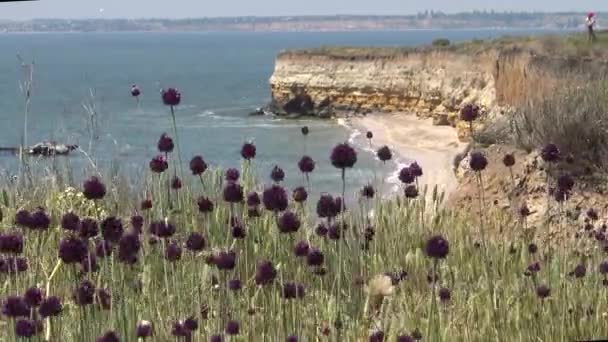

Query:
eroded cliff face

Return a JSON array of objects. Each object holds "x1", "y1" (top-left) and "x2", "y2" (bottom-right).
[{"x1": 269, "y1": 47, "x2": 607, "y2": 140}]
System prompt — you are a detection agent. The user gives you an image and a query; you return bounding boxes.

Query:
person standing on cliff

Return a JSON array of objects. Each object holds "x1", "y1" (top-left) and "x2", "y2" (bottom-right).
[{"x1": 586, "y1": 12, "x2": 597, "y2": 43}]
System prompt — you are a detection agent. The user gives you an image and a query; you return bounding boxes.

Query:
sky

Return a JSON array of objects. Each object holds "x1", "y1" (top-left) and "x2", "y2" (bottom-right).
[{"x1": 0, "y1": 0, "x2": 605, "y2": 20}]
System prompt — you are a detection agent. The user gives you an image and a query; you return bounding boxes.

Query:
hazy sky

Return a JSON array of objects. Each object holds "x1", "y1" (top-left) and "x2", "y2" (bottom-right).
[{"x1": 0, "y1": 0, "x2": 605, "y2": 19}]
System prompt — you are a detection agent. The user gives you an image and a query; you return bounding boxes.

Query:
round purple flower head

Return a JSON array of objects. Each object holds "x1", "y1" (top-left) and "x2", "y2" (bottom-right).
[
  {"x1": 503, "y1": 153, "x2": 515, "y2": 167},
  {"x1": 599, "y1": 261, "x2": 608, "y2": 275},
  {"x1": 241, "y1": 142, "x2": 256, "y2": 160},
  {"x1": 184, "y1": 317, "x2": 199, "y2": 331},
  {"x1": 571, "y1": 264, "x2": 586, "y2": 278},
  {"x1": 209, "y1": 335, "x2": 223, "y2": 342},
  {"x1": 96, "y1": 239, "x2": 113, "y2": 258},
  {"x1": 228, "y1": 279, "x2": 242, "y2": 291},
  {"x1": 171, "y1": 176, "x2": 182, "y2": 190},
  {"x1": 361, "y1": 185, "x2": 375, "y2": 199},
  {"x1": 223, "y1": 182, "x2": 243, "y2": 203},
  {"x1": 2, "y1": 296, "x2": 30, "y2": 317},
  {"x1": 118, "y1": 233, "x2": 141, "y2": 264},
  {"x1": 15, "y1": 209, "x2": 32, "y2": 228},
  {"x1": 469, "y1": 151, "x2": 488, "y2": 172},
  {"x1": 15, "y1": 318, "x2": 37, "y2": 338},
  {"x1": 557, "y1": 174, "x2": 574, "y2": 192},
  {"x1": 136, "y1": 320, "x2": 153, "y2": 338},
  {"x1": 225, "y1": 320, "x2": 240, "y2": 335},
  {"x1": 83, "y1": 176, "x2": 106, "y2": 200},
  {"x1": 328, "y1": 223, "x2": 341, "y2": 240},
  {"x1": 293, "y1": 240, "x2": 310, "y2": 257},
  {"x1": 298, "y1": 155, "x2": 315, "y2": 173},
  {"x1": 148, "y1": 220, "x2": 176, "y2": 238},
  {"x1": 186, "y1": 232, "x2": 206, "y2": 251},
  {"x1": 399, "y1": 167, "x2": 415, "y2": 184},
  {"x1": 189, "y1": 155, "x2": 207, "y2": 175},
  {"x1": 130, "y1": 84, "x2": 140, "y2": 97},
  {"x1": 165, "y1": 241, "x2": 182, "y2": 262},
  {"x1": 39, "y1": 296, "x2": 62, "y2": 318},
  {"x1": 96, "y1": 330, "x2": 120, "y2": 342},
  {"x1": 282, "y1": 282, "x2": 305, "y2": 299},
  {"x1": 301, "y1": 126, "x2": 309, "y2": 136},
  {"x1": 171, "y1": 321, "x2": 189, "y2": 337},
  {"x1": 149, "y1": 155, "x2": 168, "y2": 173},
  {"x1": 404, "y1": 185, "x2": 419, "y2": 199},
  {"x1": 58, "y1": 236, "x2": 88, "y2": 264},
  {"x1": 292, "y1": 186, "x2": 308, "y2": 203},
  {"x1": 78, "y1": 218, "x2": 99, "y2": 239},
  {"x1": 263, "y1": 185, "x2": 288, "y2": 212},
  {"x1": 74, "y1": 280, "x2": 96, "y2": 306},
  {"x1": 30, "y1": 209, "x2": 50, "y2": 230},
  {"x1": 247, "y1": 192, "x2": 261, "y2": 207},
  {"x1": 255, "y1": 260, "x2": 277, "y2": 286},
  {"x1": 24, "y1": 287, "x2": 43, "y2": 307},
  {"x1": 315, "y1": 223, "x2": 328, "y2": 237},
  {"x1": 536, "y1": 284, "x2": 551, "y2": 299},
  {"x1": 215, "y1": 250, "x2": 236, "y2": 270},
  {"x1": 231, "y1": 224, "x2": 246, "y2": 239},
  {"x1": 460, "y1": 103, "x2": 479, "y2": 122},
  {"x1": 197, "y1": 197, "x2": 214, "y2": 213},
  {"x1": 330, "y1": 143, "x2": 357, "y2": 169},
  {"x1": 424, "y1": 235, "x2": 449, "y2": 259},
  {"x1": 376, "y1": 146, "x2": 392, "y2": 162},
  {"x1": 157, "y1": 133, "x2": 174, "y2": 153},
  {"x1": 307, "y1": 248, "x2": 324, "y2": 266},
  {"x1": 101, "y1": 216, "x2": 124, "y2": 243},
  {"x1": 541, "y1": 143, "x2": 560, "y2": 163},
  {"x1": 161, "y1": 88, "x2": 181, "y2": 106},
  {"x1": 278, "y1": 211, "x2": 301, "y2": 233},
  {"x1": 141, "y1": 199, "x2": 153, "y2": 210},
  {"x1": 61, "y1": 212, "x2": 80, "y2": 231},
  {"x1": 224, "y1": 168, "x2": 240, "y2": 182},
  {"x1": 0, "y1": 232, "x2": 24, "y2": 254},
  {"x1": 317, "y1": 194, "x2": 338, "y2": 218},
  {"x1": 366, "y1": 131, "x2": 373, "y2": 139},
  {"x1": 286, "y1": 335, "x2": 298, "y2": 342},
  {"x1": 409, "y1": 162, "x2": 423, "y2": 177},
  {"x1": 396, "y1": 335, "x2": 414, "y2": 342},
  {"x1": 369, "y1": 330, "x2": 385, "y2": 342},
  {"x1": 130, "y1": 215, "x2": 144, "y2": 233},
  {"x1": 270, "y1": 165, "x2": 285, "y2": 183},
  {"x1": 438, "y1": 287, "x2": 451, "y2": 302}
]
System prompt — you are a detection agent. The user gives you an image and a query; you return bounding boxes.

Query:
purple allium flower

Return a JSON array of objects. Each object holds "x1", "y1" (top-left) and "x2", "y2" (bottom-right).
[
  {"x1": 330, "y1": 143, "x2": 357, "y2": 169},
  {"x1": 396, "y1": 335, "x2": 414, "y2": 342},
  {"x1": 241, "y1": 142, "x2": 256, "y2": 160},
  {"x1": 149, "y1": 155, "x2": 168, "y2": 173},
  {"x1": 278, "y1": 211, "x2": 301, "y2": 234},
  {"x1": 328, "y1": 223, "x2": 341, "y2": 240},
  {"x1": 526, "y1": 262, "x2": 541, "y2": 275},
  {"x1": 130, "y1": 84, "x2": 141, "y2": 97},
  {"x1": 294, "y1": 240, "x2": 310, "y2": 257},
  {"x1": 0, "y1": 232, "x2": 24, "y2": 254},
  {"x1": 83, "y1": 176, "x2": 106, "y2": 200},
  {"x1": 149, "y1": 220, "x2": 176, "y2": 238},
  {"x1": 376, "y1": 146, "x2": 392, "y2": 162},
  {"x1": 270, "y1": 166, "x2": 285, "y2": 182},
  {"x1": 157, "y1": 133, "x2": 174, "y2": 153},
  {"x1": 409, "y1": 162, "x2": 423, "y2": 177},
  {"x1": 557, "y1": 174, "x2": 574, "y2": 192},
  {"x1": 215, "y1": 250, "x2": 236, "y2": 270},
  {"x1": 224, "y1": 168, "x2": 240, "y2": 182},
  {"x1": 411, "y1": 329, "x2": 422, "y2": 341},
  {"x1": 209, "y1": 335, "x2": 223, "y2": 342},
  {"x1": 366, "y1": 131, "x2": 373, "y2": 139},
  {"x1": 186, "y1": 232, "x2": 206, "y2": 251},
  {"x1": 528, "y1": 243, "x2": 538, "y2": 254},
  {"x1": 369, "y1": 330, "x2": 385, "y2": 342},
  {"x1": 438, "y1": 287, "x2": 451, "y2": 302},
  {"x1": 0, "y1": 256, "x2": 28, "y2": 274},
  {"x1": 184, "y1": 317, "x2": 198, "y2": 331},
  {"x1": 95, "y1": 239, "x2": 113, "y2": 258},
  {"x1": 231, "y1": 225, "x2": 246, "y2": 239},
  {"x1": 600, "y1": 261, "x2": 608, "y2": 274},
  {"x1": 298, "y1": 155, "x2": 315, "y2": 173},
  {"x1": 136, "y1": 320, "x2": 153, "y2": 338},
  {"x1": 316, "y1": 194, "x2": 338, "y2": 218},
  {"x1": 306, "y1": 248, "x2": 324, "y2": 266},
  {"x1": 398, "y1": 167, "x2": 415, "y2": 184},
  {"x1": 286, "y1": 335, "x2": 298, "y2": 342},
  {"x1": 248, "y1": 207, "x2": 260, "y2": 218},
  {"x1": 15, "y1": 209, "x2": 33, "y2": 228},
  {"x1": 39, "y1": 296, "x2": 62, "y2": 318},
  {"x1": 96, "y1": 288, "x2": 112, "y2": 310},
  {"x1": 424, "y1": 235, "x2": 449, "y2": 259},
  {"x1": 96, "y1": 330, "x2": 120, "y2": 342},
  {"x1": 571, "y1": 264, "x2": 586, "y2": 278},
  {"x1": 171, "y1": 321, "x2": 189, "y2": 337},
  {"x1": 24, "y1": 287, "x2": 43, "y2": 307},
  {"x1": 61, "y1": 212, "x2": 80, "y2": 231},
  {"x1": 255, "y1": 260, "x2": 277, "y2": 286},
  {"x1": 130, "y1": 215, "x2": 144, "y2": 233},
  {"x1": 197, "y1": 197, "x2": 214, "y2": 213},
  {"x1": 189, "y1": 155, "x2": 208, "y2": 175},
  {"x1": 301, "y1": 126, "x2": 309, "y2": 136},
  {"x1": 246, "y1": 192, "x2": 260, "y2": 207},
  {"x1": 79, "y1": 218, "x2": 99, "y2": 239},
  {"x1": 361, "y1": 184, "x2": 375, "y2": 199},
  {"x1": 469, "y1": 152, "x2": 488, "y2": 172},
  {"x1": 503, "y1": 153, "x2": 515, "y2": 167},
  {"x1": 15, "y1": 318, "x2": 36, "y2": 338},
  {"x1": 74, "y1": 280, "x2": 96, "y2": 306},
  {"x1": 101, "y1": 217, "x2": 124, "y2": 242},
  {"x1": 541, "y1": 143, "x2": 560, "y2": 163},
  {"x1": 30, "y1": 209, "x2": 50, "y2": 230},
  {"x1": 2, "y1": 296, "x2": 29, "y2": 317},
  {"x1": 228, "y1": 279, "x2": 242, "y2": 291},
  {"x1": 460, "y1": 104, "x2": 479, "y2": 122},
  {"x1": 58, "y1": 237, "x2": 88, "y2": 264},
  {"x1": 282, "y1": 282, "x2": 299, "y2": 299},
  {"x1": 161, "y1": 88, "x2": 181, "y2": 106},
  {"x1": 141, "y1": 199, "x2": 153, "y2": 210},
  {"x1": 223, "y1": 182, "x2": 244, "y2": 203},
  {"x1": 536, "y1": 284, "x2": 551, "y2": 299},
  {"x1": 171, "y1": 176, "x2": 182, "y2": 190},
  {"x1": 81, "y1": 253, "x2": 99, "y2": 274},
  {"x1": 225, "y1": 320, "x2": 240, "y2": 335},
  {"x1": 118, "y1": 233, "x2": 141, "y2": 264},
  {"x1": 315, "y1": 223, "x2": 328, "y2": 237},
  {"x1": 263, "y1": 185, "x2": 288, "y2": 212},
  {"x1": 404, "y1": 185, "x2": 419, "y2": 199},
  {"x1": 165, "y1": 241, "x2": 182, "y2": 262}
]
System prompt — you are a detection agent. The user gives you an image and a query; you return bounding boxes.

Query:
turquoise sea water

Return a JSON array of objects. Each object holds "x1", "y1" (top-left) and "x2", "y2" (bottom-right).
[{"x1": 0, "y1": 29, "x2": 560, "y2": 197}]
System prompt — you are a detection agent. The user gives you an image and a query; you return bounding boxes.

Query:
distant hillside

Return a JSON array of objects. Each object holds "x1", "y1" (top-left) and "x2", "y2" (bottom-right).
[{"x1": 0, "y1": 12, "x2": 602, "y2": 32}]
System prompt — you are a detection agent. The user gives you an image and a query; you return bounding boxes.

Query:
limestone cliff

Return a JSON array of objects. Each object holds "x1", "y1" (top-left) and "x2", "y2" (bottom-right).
[{"x1": 268, "y1": 44, "x2": 608, "y2": 140}]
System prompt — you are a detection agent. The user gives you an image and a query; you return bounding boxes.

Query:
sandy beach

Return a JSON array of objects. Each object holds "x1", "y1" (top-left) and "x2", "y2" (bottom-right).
[{"x1": 350, "y1": 113, "x2": 468, "y2": 198}]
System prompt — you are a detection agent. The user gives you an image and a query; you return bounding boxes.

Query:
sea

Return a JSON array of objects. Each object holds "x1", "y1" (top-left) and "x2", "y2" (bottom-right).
[{"x1": 0, "y1": 29, "x2": 562, "y2": 198}]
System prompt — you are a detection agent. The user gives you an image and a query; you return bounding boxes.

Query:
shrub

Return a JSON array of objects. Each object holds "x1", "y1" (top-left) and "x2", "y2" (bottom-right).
[{"x1": 432, "y1": 38, "x2": 451, "y2": 47}]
